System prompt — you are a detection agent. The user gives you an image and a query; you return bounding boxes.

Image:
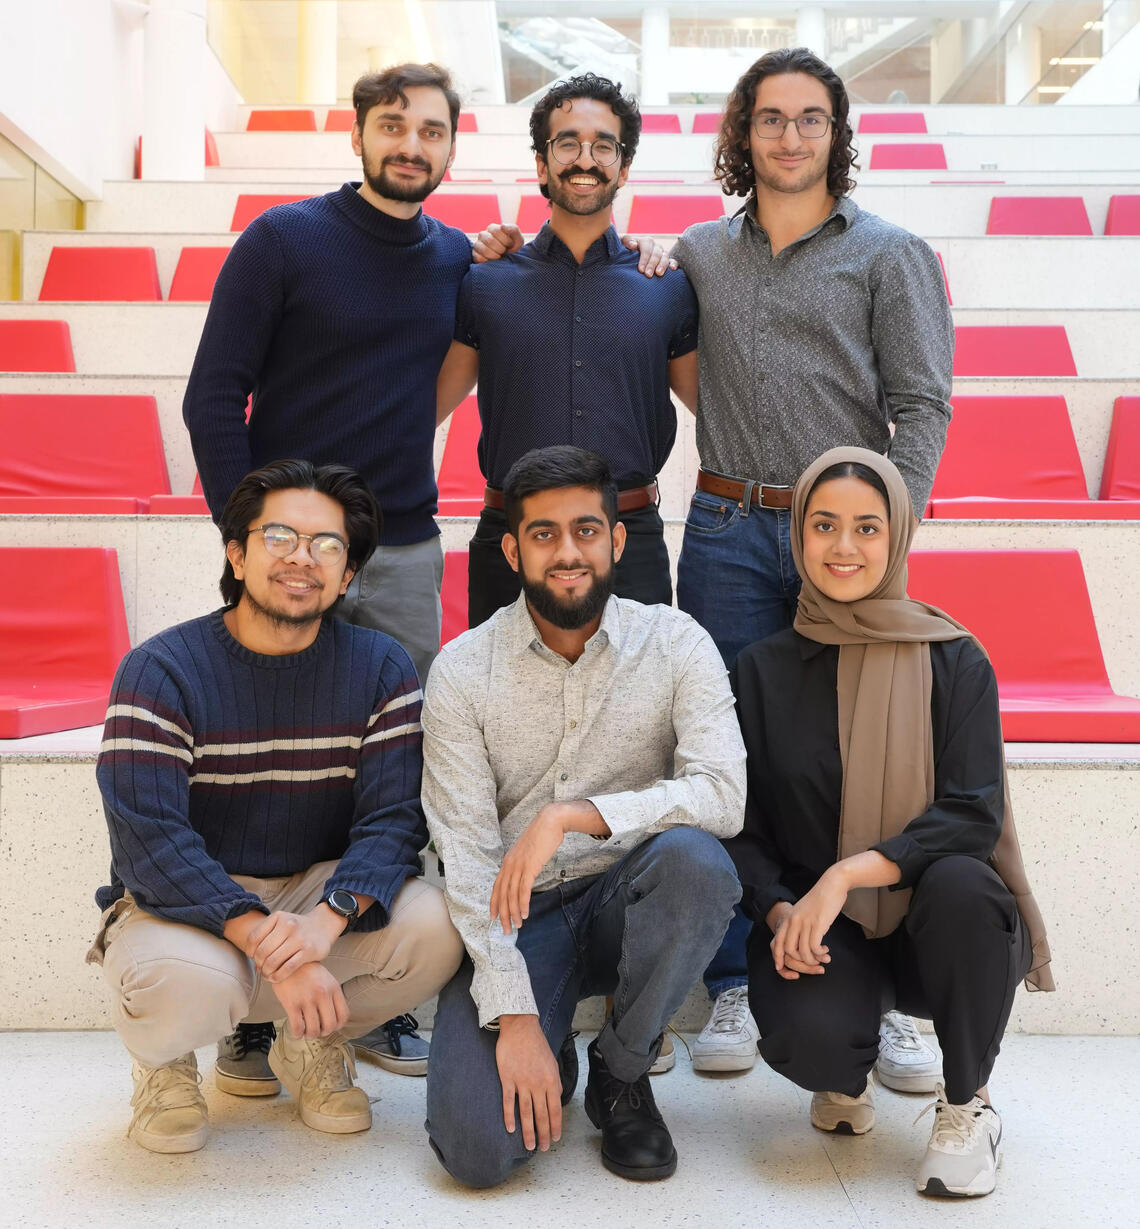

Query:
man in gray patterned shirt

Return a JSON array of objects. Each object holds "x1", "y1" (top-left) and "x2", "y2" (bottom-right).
[
  {"x1": 421, "y1": 445, "x2": 744, "y2": 1186},
  {"x1": 671, "y1": 47, "x2": 953, "y2": 1082}
]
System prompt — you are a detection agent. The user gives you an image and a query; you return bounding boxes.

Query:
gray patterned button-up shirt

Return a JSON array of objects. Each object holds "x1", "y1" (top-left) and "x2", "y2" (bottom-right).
[
  {"x1": 421, "y1": 594, "x2": 746, "y2": 1025},
  {"x1": 671, "y1": 195, "x2": 954, "y2": 512}
]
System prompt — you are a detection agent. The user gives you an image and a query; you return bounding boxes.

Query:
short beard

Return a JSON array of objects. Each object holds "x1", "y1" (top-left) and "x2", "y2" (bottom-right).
[
  {"x1": 521, "y1": 566, "x2": 614, "y2": 630},
  {"x1": 545, "y1": 166, "x2": 620, "y2": 217},
  {"x1": 363, "y1": 157, "x2": 444, "y2": 204},
  {"x1": 240, "y1": 586, "x2": 330, "y2": 632}
]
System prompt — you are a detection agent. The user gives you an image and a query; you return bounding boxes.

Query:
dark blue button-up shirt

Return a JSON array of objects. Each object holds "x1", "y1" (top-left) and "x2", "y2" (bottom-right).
[{"x1": 454, "y1": 224, "x2": 698, "y2": 488}]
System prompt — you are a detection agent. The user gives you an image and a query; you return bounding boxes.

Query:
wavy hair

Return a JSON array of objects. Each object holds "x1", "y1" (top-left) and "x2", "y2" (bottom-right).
[{"x1": 712, "y1": 47, "x2": 857, "y2": 199}]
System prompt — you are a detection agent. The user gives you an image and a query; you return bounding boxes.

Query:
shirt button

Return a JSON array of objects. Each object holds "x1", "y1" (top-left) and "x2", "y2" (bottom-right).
[
  {"x1": 574, "y1": 360, "x2": 582, "y2": 367},
  {"x1": 569, "y1": 719, "x2": 577, "y2": 728},
  {"x1": 575, "y1": 315, "x2": 582, "y2": 322},
  {"x1": 560, "y1": 772, "x2": 568, "y2": 781},
  {"x1": 575, "y1": 410, "x2": 583, "y2": 417}
]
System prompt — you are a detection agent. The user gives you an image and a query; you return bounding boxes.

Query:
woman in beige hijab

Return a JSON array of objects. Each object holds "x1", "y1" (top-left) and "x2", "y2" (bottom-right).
[{"x1": 727, "y1": 447, "x2": 1051, "y2": 1200}]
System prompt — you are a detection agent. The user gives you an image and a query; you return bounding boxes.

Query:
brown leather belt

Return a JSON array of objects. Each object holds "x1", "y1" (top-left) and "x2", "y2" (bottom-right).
[
  {"x1": 483, "y1": 481, "x2": 658, "y2": 514},
  {"x1": 696, "y1": 469, "x2": 793, "y2": 509}
]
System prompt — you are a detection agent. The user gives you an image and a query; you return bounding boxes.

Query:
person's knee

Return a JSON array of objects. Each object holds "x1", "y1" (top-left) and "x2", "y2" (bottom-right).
[
  {"x1": 427, "y1": 1127, "x2": 527, "y2": 1190},
  {"x1": 388, "y1": 880, "x2": 466, "y2": 987},
  {"x1": 640, "y1": 827, "x2": 741, "y2": 910},
  {"x1": 910, "y1": 856, "x2": 1008, "y2": 931}
]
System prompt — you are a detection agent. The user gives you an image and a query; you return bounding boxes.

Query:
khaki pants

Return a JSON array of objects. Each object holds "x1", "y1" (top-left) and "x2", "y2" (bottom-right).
[{"x1": 89, "y1": 864, "x2": 463, "y2": 1068}]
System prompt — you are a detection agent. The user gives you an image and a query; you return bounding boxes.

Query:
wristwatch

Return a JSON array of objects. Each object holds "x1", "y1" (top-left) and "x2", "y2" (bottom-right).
[{"x1": 324, "y1": 889, "x2": 360, "y2": 924}]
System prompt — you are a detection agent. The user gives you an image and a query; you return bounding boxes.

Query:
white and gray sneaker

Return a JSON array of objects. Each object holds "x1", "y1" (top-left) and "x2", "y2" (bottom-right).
[
  {"x1": 810, "y1": 1078, "x2": 876, "y2": 1135},
  {"x1": 268, "y1": 1027, "x2": 372, "y2": 1134},
  {"x1": 876, "y1": 1010, "x2": 942, "y2": 1093},
  {"x1": 691, "y1": 986, "x2": 759, "y2": 1073},
  {"x1": 915, "y1": 1082, "x2": 1001, "y2": 1197}
]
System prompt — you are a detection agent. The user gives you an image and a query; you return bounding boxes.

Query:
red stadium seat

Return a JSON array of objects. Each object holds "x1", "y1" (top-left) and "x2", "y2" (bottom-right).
[
  {"x1": 986, "y1": 196, "x2": 1092, "y2": 236},
  {"x1": 458, "y1": 112, "x2": 478, "y2": 133},
  {"x1": 692, "y1": 113, "x2": 720, "y2": 134},
  {"x1": 205, "y1": 129, "x2": 219, "y2": 167},
  {"x1": 247, "y1": 109, "x2": 317, "y2": 132},
  {"x1": 907, "y1": 550, "x2": 1140, "y2": 742},
  {"x1": 952, "y1": 326, "x2": 1077, "y2": 377},
  {"x1": 516, "y1": 195, "x2": 551, "y2": 233},
  {"x1": 0, "y1": 321, "x2": 75, "y2": 372},
  {"x1": 425, "y1": 194, "x2": 501, "y2": 231},
  {"x1": 168, "y1": 246, "x2": 232, "y2": 301},
  {"x1": 231, "y1": 194, "x2": 315, "y2": 231},
  {"x1": 868, "y1": 143, "x2": 947, "y2": 170},
  {"x1": 441, "y1": 550, "x2": 470, "y2": 647},
  {"x1": 0, "y1": 547, "x2": 131, "y2": 738},
  {"x1": 1104, "y1": 195, "x2": 1140, "y2": 236},
  {"x1": 39, "y1": 247, "x2": 161, "y2": 302},
  {"x1": 927, "y1": 395, "x2": 1140, "y2": 518},
  {"x1": 858, "y1": 113, "x2": 927, "y2": 134},
  {"x1": 641, "y1": 114, "x2": 682, "y2": 134},
  {"x1": 148, "y1": 495, "x2": 210, "y2": 514},
  {"x1": 626, "y1": 194, "x2": 724, "y2": 233},
  {"x1": 935, "y1": 252, "x2": 951, "y2": 305},
  {"x1": 324, "y1": 109, "x2": 355, "y2": 132},
  {"x1": 437, "y1": 396, "x2": 485, "y2": 517},
  {"x1": 1100, "y1": 397, "x2": 1140, "y2": 500},
  {"x1": 0, "y1": 393, "x2": 169, "y2": 513}
]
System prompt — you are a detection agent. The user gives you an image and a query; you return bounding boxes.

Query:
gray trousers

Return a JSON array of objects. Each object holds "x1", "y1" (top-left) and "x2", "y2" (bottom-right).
[{"x1": 338, "y1": 536, "x2": 444, "y2": 685}]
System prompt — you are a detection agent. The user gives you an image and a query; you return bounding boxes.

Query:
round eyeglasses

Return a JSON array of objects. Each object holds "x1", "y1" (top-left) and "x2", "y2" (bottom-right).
[
  {"x1": 545, "y1": 136, "x2": 623, "y2": 167},
  {"x1": 252, "y1": 524, "x2": 347, "y2": 566},
  {"x1": 752, "y1": 113, "x2": 834, "y2": 140}
]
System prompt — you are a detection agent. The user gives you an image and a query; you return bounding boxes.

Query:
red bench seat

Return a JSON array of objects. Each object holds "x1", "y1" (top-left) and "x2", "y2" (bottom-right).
[
  {"x1": 441, "y1": 550, "x2": 470, "y2": 647},
  {"x1": 425, "y1": 194, "x2": 501, "y2": 232},
  {"x1": 168, "y1": 247, "x2": 232, "y2": 301},
  {"x1": 868, "y1": 143, "x2": 947, "y2": 170},
  {"x1": 231, "y1": 194, "x2": 315, "y2": 231},
  {"x1": 626, "y1": 194, "x2": 724, "y2": 234},
  {"x1": 986, "y1": 196, "x2": 1093, "y2": 236},
  {"x1": 247, "y1": 109, "x2": 317, "y2": 132},
  {"x1": 858, "y1": 113, "x2": 927, "y2": 133},
  {"x1": 437, "y1": 396, "x2": 484, "y2": 517},
  {"x1": 39, "y1": 247, "x2": 161, "y2": 302},
  {"x1": 952, "y1": 326, "x2": 1076, "y2": 377},
  {"x1": 0, "y1": 321, "x2": 75, "y2": 372},
  {"x1": 1100, "y1": 396, "x2": 1140, "y2": 500},
  {"x1": 1104, "y1": 195, "x2": 1140, "y2": 236}
]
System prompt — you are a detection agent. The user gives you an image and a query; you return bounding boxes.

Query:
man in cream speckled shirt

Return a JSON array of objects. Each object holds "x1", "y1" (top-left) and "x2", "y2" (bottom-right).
[{"x1": 421, "y1": 446, "x2": 744, "y2": 1187}]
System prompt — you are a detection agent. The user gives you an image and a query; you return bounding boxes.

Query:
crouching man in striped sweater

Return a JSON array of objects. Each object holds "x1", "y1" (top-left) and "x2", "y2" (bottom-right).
[{"x1": 88, "y1": 459, "x2": 463, "y2": 1154}]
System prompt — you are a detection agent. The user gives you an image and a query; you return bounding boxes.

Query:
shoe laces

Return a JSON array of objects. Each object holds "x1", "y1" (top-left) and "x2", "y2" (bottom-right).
[
  {"x1": 234, "y1": 1021, "x2": 276, "y2": 1057},
  {"x1": 880, "y1": 1010, "x2": 925, "y2": 1053},
  {"x1": 297, "y1": 1034, "x2": 358, "y2": 1095},
  {"x1": 130, "y1": 1056, "x2": 202, "y2": 1131},
  {"x1": 915, "y1": 1082, "x2": 990, "y2": 1153},
  {"x1": 604, "y1": 1070, "x2": 654, "y2": 1117},
  {"x1": 707, "y1": 985, "x2": 751, "y2": 1034},
  {"x1": 382, "y1": 1013, "x2": 420, "y2": 1057}
]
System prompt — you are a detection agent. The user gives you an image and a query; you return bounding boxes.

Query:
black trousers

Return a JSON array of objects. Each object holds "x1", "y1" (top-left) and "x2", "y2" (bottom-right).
[
  {"x1": 466, "y1": 503, "x2": 672, "y2": 628},
  {"x1": 747, "y1": 856, "x2": 1032, "y2": 1105}
]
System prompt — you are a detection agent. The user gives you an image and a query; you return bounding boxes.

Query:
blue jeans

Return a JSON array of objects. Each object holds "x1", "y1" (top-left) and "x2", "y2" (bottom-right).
[
  {"x1": 676, "y1": 489, "x2": 802, "y2": 998},
  {"x1": 425, "y1": 829, "x2": 740, "y2": 1188}
]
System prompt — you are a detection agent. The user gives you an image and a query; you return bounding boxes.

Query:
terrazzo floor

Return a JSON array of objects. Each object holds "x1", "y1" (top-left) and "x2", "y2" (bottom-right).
[{"x1": 3, "y1": 1031, "x2": 1136, "y2": 1229}]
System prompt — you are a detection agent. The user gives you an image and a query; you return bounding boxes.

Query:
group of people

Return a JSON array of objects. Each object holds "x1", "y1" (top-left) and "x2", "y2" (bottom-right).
[{"x1": 89, "y1": 46, "x2": 1052, "y2": 1201}]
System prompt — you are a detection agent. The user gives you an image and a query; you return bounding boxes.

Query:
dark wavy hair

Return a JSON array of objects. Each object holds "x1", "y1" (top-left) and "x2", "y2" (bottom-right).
[
  {"x1": 529, "y1": 73, "x2": 641, "y2": 201},
  {"x1": 503, "y1": 446, "x2": 619, "y2": 535},
  {"x1": 713, "y1": 47, "x2": 857, "y2": 199},
  {"x1": 353, "y1": 63, "x2": 461, "y2": 137},
  {"x1": 218, "y1": 460, "x2": 380, "y2": 607}
]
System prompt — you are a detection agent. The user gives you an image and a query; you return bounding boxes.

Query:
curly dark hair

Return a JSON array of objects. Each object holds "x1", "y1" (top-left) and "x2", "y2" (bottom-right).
[
  {"x1": 712, "y1": 47, "x2": 857, "y2": 199},
  {"x1": 529, "y1": 73, "x2": 641, "y2": 201},
  {"x1": 218, "y1": 460, "x2": 380, "y2": 608}
]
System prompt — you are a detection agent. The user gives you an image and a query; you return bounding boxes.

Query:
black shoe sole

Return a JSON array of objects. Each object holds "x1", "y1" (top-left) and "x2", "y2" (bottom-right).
[{"x1": 599, "y1": 1147, "x2": 678, "y2": 1181}]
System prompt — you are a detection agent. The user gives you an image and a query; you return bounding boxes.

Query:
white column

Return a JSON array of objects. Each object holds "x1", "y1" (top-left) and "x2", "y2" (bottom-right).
[
  {"x1": 141, "y1": 0, "x2": 207, "y2": 182},
  {"x1": 795, "y1": 6, "x2": 827, "y2": 57},
  {"x1": 1004, "y1": 18, "x2": 1042, "y2": 105},
  {"x1": 298, "y1": 0, "x2": 338, "y2": 105},
  {"x1": 640, "y1": 5, "x2": 671, "y2": 105}
]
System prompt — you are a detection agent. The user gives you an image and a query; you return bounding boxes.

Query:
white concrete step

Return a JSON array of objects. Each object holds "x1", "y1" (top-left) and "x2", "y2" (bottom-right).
[
  {"x1": 83, "y1": 178, "x2": 1140, "y2": 236},
  {"x1": 20, "y1": 229, "x2": 1140, "y2": 310}
]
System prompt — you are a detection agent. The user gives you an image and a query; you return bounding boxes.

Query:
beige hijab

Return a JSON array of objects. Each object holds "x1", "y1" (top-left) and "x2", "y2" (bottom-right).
[{"x1": 791, "y1": 447, "x2": 1053, "y2": 991}]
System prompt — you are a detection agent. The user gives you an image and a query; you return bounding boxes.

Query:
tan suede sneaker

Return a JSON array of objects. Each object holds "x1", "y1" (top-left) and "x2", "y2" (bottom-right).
[
  {"x1": 268, "y1": 1027, "x2": 372, "y2": 1134},
  {"x1": 129, "y1": 1053, "x2": 209, "y2": 1153}
]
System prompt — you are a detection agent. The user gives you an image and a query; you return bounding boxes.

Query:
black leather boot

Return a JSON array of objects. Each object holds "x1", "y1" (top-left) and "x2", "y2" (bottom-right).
[
  {"x1": 557, "y1": 1029, "x2": 579, "y2": 1106},
  {"x1": 584, "y1": 1037, "x2": 677, "y2": 1180}
]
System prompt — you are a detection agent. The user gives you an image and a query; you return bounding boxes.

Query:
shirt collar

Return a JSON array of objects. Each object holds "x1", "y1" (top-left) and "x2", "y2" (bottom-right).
[
  {"x1": 503, "y1": 591, "x2": 618, "y2": 660},
  {"x1": 532, "y1": 221, "x2": 624, "y2": 265},
  {"x1": 795, "y1": 631, "x2": 834, "y2": 660},
  {"x1": 743, "y1": 193, "x2": 857, "y2": 244}
]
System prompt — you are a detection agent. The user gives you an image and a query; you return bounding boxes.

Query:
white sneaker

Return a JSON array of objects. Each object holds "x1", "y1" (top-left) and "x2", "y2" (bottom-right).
[
  {"x1": 876, "y1": 1010, "x2": 942, "y2": 1093},
  {"x1": 268, "y1": 1027, "x2": 372, "y2": 1134},
  {"x1": 915, "y1": 1083, "x2": 1001, "y2": 1197},
  {"x1": 810, "y1": 1078, "x2": 876, "y2": 1135},
  {"x1": 691, "y1": 986, "x2": 759, "y2": 1073},
  {"x1": 128, "y1": 1053, "x2": 209, "y2": 1154}
]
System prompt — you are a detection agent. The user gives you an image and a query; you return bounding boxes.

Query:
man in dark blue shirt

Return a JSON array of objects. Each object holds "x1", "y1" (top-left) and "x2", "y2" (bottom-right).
[{"x1": 436, "y1": 73, "x2": 698, "y2": 626}]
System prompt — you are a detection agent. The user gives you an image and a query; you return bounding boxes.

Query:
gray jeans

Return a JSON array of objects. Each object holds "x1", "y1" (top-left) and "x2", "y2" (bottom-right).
[
  {"x1": 338, "y1": 536, "x2": 444, "y2": 685},
  {"x1": 425, "y1": 828, "x2": 741, "y2": 1188}
]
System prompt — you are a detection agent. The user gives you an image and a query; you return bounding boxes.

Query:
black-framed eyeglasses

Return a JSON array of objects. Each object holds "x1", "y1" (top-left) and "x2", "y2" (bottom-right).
[
  {"x1": 251, "y1": 523, "x2": 348, "y2": 565},
  {"x1": 752, "y1": 113, "x2": 834, "y2": 140},
  {"x1": 545, "y1": 136, "x2": 624, "y2": 167}
]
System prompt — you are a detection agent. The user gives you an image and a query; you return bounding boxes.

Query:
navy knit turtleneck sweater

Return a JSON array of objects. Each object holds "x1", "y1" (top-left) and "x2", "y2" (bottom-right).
[{"x1": 183, "y1": 184, "x2": 472, "y2": 545}]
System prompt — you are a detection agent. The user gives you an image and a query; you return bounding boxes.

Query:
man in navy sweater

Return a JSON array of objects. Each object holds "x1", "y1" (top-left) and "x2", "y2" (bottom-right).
[{"x1": 89, "y1": 460, "x2": 463, "y2": 1154}]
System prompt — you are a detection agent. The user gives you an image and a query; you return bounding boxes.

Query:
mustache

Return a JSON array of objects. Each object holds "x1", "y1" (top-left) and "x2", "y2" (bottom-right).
[
  {"x1": 559, "y1": 167, "x2": 606, "y2": 184},
  {"x1": 546, "y1": 561, "x2": 595, "y2": 576},
  {"x1": 383, "y1": 155, "x2": 432, "y2": 171}
]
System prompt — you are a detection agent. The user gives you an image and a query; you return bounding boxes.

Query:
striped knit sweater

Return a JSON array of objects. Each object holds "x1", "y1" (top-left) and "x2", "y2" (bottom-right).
[{"x1": 96, "y1": 610, "x2": 425, "y2": 936}]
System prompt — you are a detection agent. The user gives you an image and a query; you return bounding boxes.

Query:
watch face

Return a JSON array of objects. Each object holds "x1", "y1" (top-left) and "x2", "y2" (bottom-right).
[{"x1": 328, "y1": 890, "x2": 358, "y2": 917}]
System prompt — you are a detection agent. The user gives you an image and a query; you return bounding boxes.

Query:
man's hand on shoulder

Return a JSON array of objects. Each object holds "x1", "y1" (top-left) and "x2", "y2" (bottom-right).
[
  {"x1": 242, "y1": 906, "x2": 346, "y2": 982},
  {"x1": 471, "y1": 222, "x2": 524, "y2": 263},
  {"x1": 620, "y1": 234, "x2": 678, "y2": 278},
  {"x1": 273, "y1": 963, "x2": 350, "y2": 1039},
  {"x1": 496, "y1": 1014, "x2": 562, "y2": 1151}
]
